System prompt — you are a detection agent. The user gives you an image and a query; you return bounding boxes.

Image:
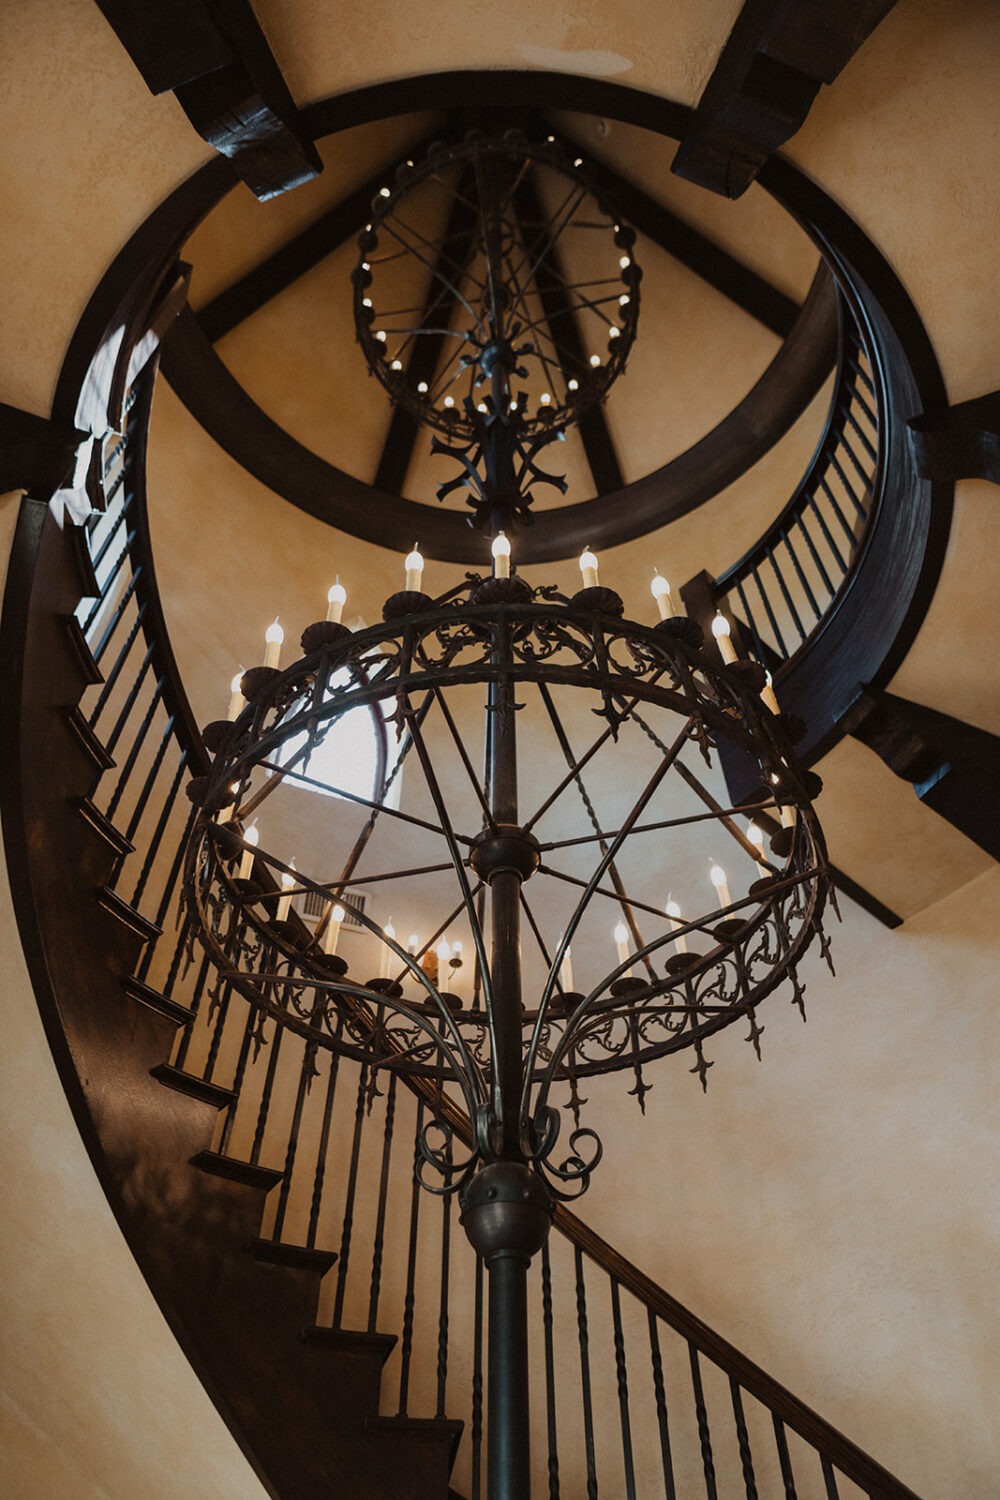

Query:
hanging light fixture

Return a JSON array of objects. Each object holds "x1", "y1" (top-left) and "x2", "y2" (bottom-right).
[{"x1": 184, "y1": 131, "x2": 833, "y2": 1500}]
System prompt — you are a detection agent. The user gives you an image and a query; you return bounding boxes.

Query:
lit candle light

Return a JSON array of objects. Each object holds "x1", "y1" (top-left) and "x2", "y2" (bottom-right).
[
  {"x1": 614, "y1": 919, "x2": 630, "y2": 969},
  {"x1": 711, "y1": 612, "x2": 739, "y2": 665},
  {"x1": 492, "y1": 532, "x2": 511, "y2": 580},
  {"x1": 780, "y1": 803, "x2": 797, "y2": 830},
  {"x1": 665, "y1": 897, "x2": 687, "y2": 954},
  {"x1": 227, "y1": 669, "x2": 245, "y2": 720},
  {"x1": 579, "y1": 547, "x2": 599, "y2": 589},
  {"x1": 323, "y1": 902, "x2": 346, "y2": 956},
  {"x1": 264, "y1": 618, "x2": 284, "y2": 669},
  {"x1": 761, "y1": 670, "x2": 780, "y2": 714},
  {"x1": 709, "y1": 861, "x2": 732, "y2": 909},
  {"x1": 326, "y1": 580, "x2": 347, "y2": 623},
  {"x1": 650, "y1": 571, "x2": 676, "y2": 620},
  {"x1": 238, "y1": 821, "x2": 258, "y2": 881},
  {"x1": 407, "y1": 933, "x2": 420, "y2": 956},
  {"x1": 747, "y1": 821, "x2": 769, "y2": 878},
  {"x1": 276, "y1": 864, "x2": 295, "y2": 923},
  {"x1": 379, "y1": 919, "x2": 396, "y2": 979},
  {"x1": 558, "y1": 943, "x2": 574, "y2": 993},
  {"x1": 405, "y1": 545, "x2": 424, "y2": 592},
  {"x1": 436, "y1": 937, "x2": 452, "y2": 968}
]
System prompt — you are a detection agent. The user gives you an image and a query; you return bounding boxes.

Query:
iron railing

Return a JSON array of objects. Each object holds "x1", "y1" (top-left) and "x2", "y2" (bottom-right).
[{"x1": 707, "y1": 317, "x2": 879, "y2": 670}]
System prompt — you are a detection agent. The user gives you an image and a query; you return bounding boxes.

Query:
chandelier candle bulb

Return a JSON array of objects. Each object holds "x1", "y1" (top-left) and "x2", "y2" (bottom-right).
[
  {"x1": 405, "y1": 545, "x2": 424, "y2": 592},
  {"x1": 650, "y1": 571, "x2": 676, "y2": 620},
  {"x1": 326, "y1": 581, "x2": 347, "y2": 623},
  {"x1": 559, "y1": 944, "x2": 574, "y2": 993},
  {"x1": 665, "y1": 898, "x2": 687, "y2": 954},
  {"x1": 747, "y1": 822, "x2": 769, "y2": 878},
  {"x1": 436, "y1": 937, "x2": 452, "y2": 967},
  {"x1": 407, "y1": 933, "x2": 420, "y2": 956},
  {"x1": 276, "y1": 866, "x2": 295, "y2": 923},
  {"x1": 780, "y1": 803, "x2": 797, "y2": 829},
  {"x1": 492, "y1": 532, "x2": 511, "y2": 580},
  {"x1": 614, "y1": 920, "x2": 630, "y2": 969},
  {"x1": 711, "y1": 612, "x2": 739, "y2": 665},
  {"x1": 709, "y1": 862, "x2": 732, "y2": 909},
  {"x1": 761, "y1": 670, "x2": 780, "y2": 715},
  {"x1": 379, "y1": 920, "x2": 396, "y2": 979},
  {"x1": 227, "y1": 669, "x2": 245, "y2": 720},
  {"x1": 237, "y1": 821, "x2": 259, "y2": 882},
  {"x1": 323, "y1": 903, "x2": 346, "y2": 956},
  {"x1": 264, "y1": 618, "x2": 284, "y2": 669},
  {"x1": 579, "y1": 548, "x2": 600, "y2": 589}
]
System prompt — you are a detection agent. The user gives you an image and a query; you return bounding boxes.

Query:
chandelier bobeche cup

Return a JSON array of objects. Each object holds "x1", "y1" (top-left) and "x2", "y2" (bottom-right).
[{"x1": 185, "y1": 129, "x2": 833, "y2": 1500}]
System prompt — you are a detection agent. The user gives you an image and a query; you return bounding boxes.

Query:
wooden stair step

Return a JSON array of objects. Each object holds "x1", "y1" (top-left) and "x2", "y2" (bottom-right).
[
  {"x1": 98, "y1": 886, "x2": 161, "y2": 944},
  {"x1": 67, "y1": 519, "x2": 101, "y2": 600},
  {"x1": 370, "y1": 1415, "x2": 465, "y2": 1470},
  {"x1": 65, "y1": 706, "x2": 115, "y2": 779},
  {"x1": 124, "y1": 976, "x2": 192, "y2": 1028},
  {"x1": 249, "y1": 1238, "x2": 338, "y2": 1274},
  {"x1": 304, "y1": 1326, "x2": 397, "y2": 1367},
  {"x1": 62, "y1": 613, "x2": 103, "y2": 686},
  {"x1": 191, "y1": 1150, "x2": 283, "y2": 1189},
  {"x1": 78, "y1": 797, "x2": 133, "y2": 861},
  {"x1": 150, "y1": 1064, "x2": 234, "y2": 1109}
]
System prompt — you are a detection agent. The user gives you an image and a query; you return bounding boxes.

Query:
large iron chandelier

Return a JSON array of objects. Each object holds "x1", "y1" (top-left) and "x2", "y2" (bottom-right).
[{"x1": 185, "y1": 132, "x2": 834, "y2": 1500}]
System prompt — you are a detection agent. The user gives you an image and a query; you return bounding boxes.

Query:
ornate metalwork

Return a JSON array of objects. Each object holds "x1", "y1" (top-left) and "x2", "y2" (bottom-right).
[{"x1": 185, "y1": 581, "x2": 833, "y2": 1196}]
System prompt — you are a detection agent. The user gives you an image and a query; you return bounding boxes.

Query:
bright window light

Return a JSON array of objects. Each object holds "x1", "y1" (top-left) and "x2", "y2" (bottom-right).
[{"x1": 276, "y1": 667, "x2": 401, "y2": 807}]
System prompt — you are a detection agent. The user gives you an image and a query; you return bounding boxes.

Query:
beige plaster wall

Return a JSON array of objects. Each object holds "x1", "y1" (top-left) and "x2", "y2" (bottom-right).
[{"x1": 0, "y1": 496, "x2": 267, "y2": 1500}]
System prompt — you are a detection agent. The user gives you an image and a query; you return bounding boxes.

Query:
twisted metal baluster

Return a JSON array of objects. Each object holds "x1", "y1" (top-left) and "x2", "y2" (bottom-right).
[
  {"x1": 648, "y1": 1311, "x2": 677, "y2": 1500},
  {"x1": 688, "y1": 1342, "x2": 718, "y2": 1500},
  {"x1": 729, "y1": 1377, "x2": 759, "y2": 1500},
  {"x1": 610, "y1": 1278, "x2": 637, "y2": 1500}
]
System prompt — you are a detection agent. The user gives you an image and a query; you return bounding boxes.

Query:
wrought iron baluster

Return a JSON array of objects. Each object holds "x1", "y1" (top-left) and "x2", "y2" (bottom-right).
[
  {"x1": 203, "y1": 971, "x2": 235, "y2": 1083},
  {"x1": 818, "y1": 475, "x2": 856, "y2": 548},
  {"x1": 734, "y1": 578, "x2": 767, "y2": 665},
  {"x1": 105, "y1": 679, "x2": 165, "y2": 822},
  {"x1": 729, "y1": 1377, "x2": 759, "y2": 1500},
  {"x1": 779, "y1": 530, "x2": 821, "y2": 623},
  {"x1": 332, "y1": 1064, "x2": 370, "y2": 1328},
  {"x1": 844, "y1": 402, "x2": 877, "y2": 463},
  {"x1": 218, "y1": 976, "x2": 270, "y2": 1155},
  {"x1": 840, "y1": 427, "x2": 874, "y2": 494},
  {"x1": 435, "y1": 1132, "x2": 452, "y2": 1417},
  {"x1": 248, "y1": 970, "x2": 288, "y2": 1165},
  {"x1": 610, "y1": 1278, "x2": 637, "y2": 1500},
  {"x1": 828, "y1": 451, "x2": 867, "y2": 524},
  {"x1": 130, "y1": 751, "x2": 187, "y2": 908},
  {"x1": 88, "y1": 497, "x2": 132, "y2": 575},
  {"x1": 306, "y1": 1032, "x2": 342, "y2": 1250},
  {"x1": 806, "y1": 491, "x2": 847, "y2": 574},
  {"x1": 367, "y1": 1071, "x2": 398, "y2": 1333},
  {"x1": 270, "y1": 997, "x2": 325, "y2": 1242},
  {"x1": 574, "y1": 1247, "x2": 600, "y2": 1500},
  {"x1": 137, "y1": 802, "x2": 199, "y2": 986},
  {"x1": 88, "y1": 603, "x2": 145, "y2": 720},
  {"x1": 541, "y1": 1241, "x2": 561, "y2": 1500},
  {"x1": 821, "y1": 1455, "x2": 841, "y2": 1500},
  {"x1": 83, "y1": 543, "x2": 137, "y2": 641},
  {"x1": 753, "y1": 564, "x2": 790, "y2": 660},
  {"x1": 771, "y1": 1414, "x2": 799, "y2": 1500},
  {"x1": 102, "y1": 641, "x2": 155, "y2": 757},
  {"x1": 171, "y1": 946, "x2": 213, "y2": 1071},
  {"x1": 793, "y1": 513, "x2": 835, "y2": 599},
  {"x1": 471, "y1": 1253, "x2": 484, "y2": 1500},
  {"x1": 766, "y1": 546, "x2": 807, "y2": 646},
  {"x1": 121, "y1": 711, "x2": 176, "y2": 846},
  {"x1": 396, "y1": 1098, "x2": 424, "y2": 1417},
  {"x1": 688, "y1": 1342, "x2": 718, "y2": 1500},
  {"x1": 647, "y1": 1312, "x2": 677, "y2": 1500}
]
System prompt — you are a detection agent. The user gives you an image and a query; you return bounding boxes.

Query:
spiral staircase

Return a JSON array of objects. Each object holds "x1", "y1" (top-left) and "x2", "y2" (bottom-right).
[{"x1": 3, "y1": 14, "x2": 999, "y2": 1496}]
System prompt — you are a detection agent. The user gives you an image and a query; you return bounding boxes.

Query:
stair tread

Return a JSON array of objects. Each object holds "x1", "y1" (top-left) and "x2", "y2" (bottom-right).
[
  {"x1": 65, "y1": 706, "x2": 116, "y2": 775},
  {"x1": 98, "y1": 886, "x2": 161, "y2": 944},
  {"x1": 124, "y1": 976, "x2": 192, "y2": 1028},
  {"x1": 78, "y1": 798, "x2": 134, "y2": 860},
  {"x1": 190, "y1": 1150, "x2": 281, "y2": 1190},
  {"x1": 62, "y1": 613, "x2": 103, "y2": 685},
  {"x1": 151, "y1": 1064, "x2": 234, "y2": 1109},
  {"x1": 249, "y1": 1238, "x2": 338, "y2": 1273},
  {"x1": 304, "y1": 1326, "x2": 397, "y2": 1365}
]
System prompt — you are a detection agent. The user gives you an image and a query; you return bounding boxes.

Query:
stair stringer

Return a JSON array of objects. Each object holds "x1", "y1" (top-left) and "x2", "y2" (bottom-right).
[{"x1": 0, "y1": 498, "x2": 458, "y2": 1500}]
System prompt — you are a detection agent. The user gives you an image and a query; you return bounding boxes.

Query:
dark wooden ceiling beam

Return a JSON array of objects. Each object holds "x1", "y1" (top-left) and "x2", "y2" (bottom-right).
[
  {"x1": 909, "y1": 390, "x2": 1000, "y2": 487},
  {"x1": 94, "y1": 0, "x2": 321, "y2": 200},
  {"x1": 197, "y1": 133, "x2": 442, "y2": 344},
  {"x1": 844, "y1": 686, "x2": 1000, "y2": 862},
  {"x1": 551, "y1": 125, "x2": 799, "y2": 339},
  {"x1": 512, "y1": 175, "x2": 624, "y2": 495},
  {"x1": 672, "y1": 0, "x2": 898, "y2": 198}
]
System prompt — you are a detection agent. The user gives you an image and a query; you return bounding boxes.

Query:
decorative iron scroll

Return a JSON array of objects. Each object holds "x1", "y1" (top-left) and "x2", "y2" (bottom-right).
[{"x1": 184, "y1": 578, "x2": 833, "y2": 1189}]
